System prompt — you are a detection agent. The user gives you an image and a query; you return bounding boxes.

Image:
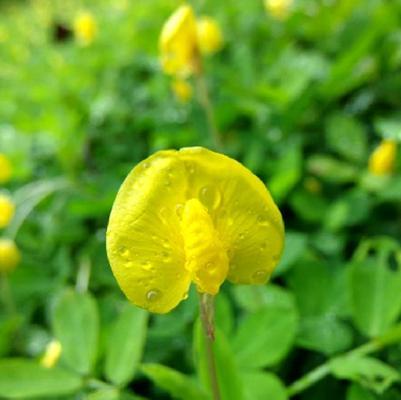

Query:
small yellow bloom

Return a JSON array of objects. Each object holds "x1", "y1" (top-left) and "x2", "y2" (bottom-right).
[
  {"x1": 74, "y1": 11, "x2": 97, "y2": 46},
  {"x1": 0, "y1": 154, "x2": 12, "y2": 184},
  {"x1": 107, "y1": 147, "x2": 284, "y2": 313},
  {"x1": 196, "y1": 17, "x2": 223, "y2": 55},
  {"x1": 160, "y1": 5, "x2": 198, "y2": 76},
  {"x1": 0, "y1": 194, "x2": 15, "y2": 229},
  {"x1": 172, "y1": 79, "x2": 193, "y2": 102},
  {"x1": 368, "y1": 140, "x2": 397, "y2": 176},
  {"x1": 264, "y1": 0, "x2": 293, "y2": 20},
  {"x1": 40, "y1": 340, "x2": 62, "y2": 368},
  {"x1": 0, "y1": 239, "x2": 21, "y2": 273}
]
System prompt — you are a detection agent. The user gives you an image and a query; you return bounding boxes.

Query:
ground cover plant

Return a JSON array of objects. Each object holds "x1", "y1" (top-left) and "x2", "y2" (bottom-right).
[{"x1": 0, "y1": 0, "x2": 401, "y2": 399}]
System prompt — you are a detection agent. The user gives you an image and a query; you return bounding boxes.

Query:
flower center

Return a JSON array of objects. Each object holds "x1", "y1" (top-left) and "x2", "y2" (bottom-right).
[{"x1": 180, "y1": 198, "x2": 228, "y2": 295}]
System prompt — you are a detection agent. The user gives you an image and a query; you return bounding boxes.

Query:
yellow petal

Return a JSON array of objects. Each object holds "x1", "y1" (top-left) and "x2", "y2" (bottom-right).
[
  {"x1": 181, "y1": 198, "x2": 229, "y2": 294},
  {"x1": 196, "y1": 17, "x2": 223, "y2": 55},
  {"x1": 368, "y1": 139, "x2": 397, "y2": 176},
  {"x1": 159, "y1": 5, "x2": 198, "y2": 76},
  {"x1": 171, "y1": 78, "x2": 193, "y2": 103},
  {"x1": 0, "y1": 194, "x2": 15, "y2": 228},
  {"x1": 0, "y1": 239, "x2": 21, "y2": 273},
  {"x1": 74, "y1": 11, "x2": 97, "y2": 46},
  {"x1": 0, "y1": 154, "x2": 12, "y2": 184},
  {"x1": 107, "y1": 147, "x2": 284, "y2": 313},
  {"x1": 264, "y1": 0, "x2": 293, "y2": 20},
  {"x1": 40, "y1": 340, "x2": 62, "y2": 369},
  {"x1": 107, "y1": 151, "x2": 191, "y2": 313},
  {"x1": 178, "y1": 147, "x2": 284, "y2": 285}
]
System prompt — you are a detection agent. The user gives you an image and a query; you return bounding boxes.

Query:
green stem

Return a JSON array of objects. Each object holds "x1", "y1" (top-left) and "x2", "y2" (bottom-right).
[
  {"x1": 199, "y1": 293, "x2": 221, "y2": 400},
  {"x1": 195, "y1": 72, "x2": 223, "y2": 151},
  {"x1": 0, "y1": 272, "x2": 16, "y2": 315},
  {"x1": 287, "y1": 323, "x2": 401, "y2": 397},
  {"x1": 75, "y1": 255, "x2": 91, "y2": 293}
]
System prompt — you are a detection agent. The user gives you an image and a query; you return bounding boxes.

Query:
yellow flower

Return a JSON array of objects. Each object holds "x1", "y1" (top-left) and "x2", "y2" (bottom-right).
[
  {"x1": 74, "y1": 11, "x2": 97, "y2": 46},
  {"x1": 368, "y1": 140, "x2": 397, "y2": 176},
  {"x1": 160, "y1": 5, "x2": 198, "y2": 76},
  {"x1": 0, "y1": 239, "x2": 21, "y2": 273},
  {"x1": 264, "y1": 0, "x2": 293, "y2": 20},
  {"x1": 40, "y1": 340, "x2": 62, "y2": 368},
  {"x1": 196, "y1": 17, "x2": 223, "y2": 55},
  {"x1": 0, "y1": 194, "x2": 15, "y2": 229},
  {"x1": 172, "y1": 79, "x2": 193, "y2": 102},
  {"x1": 0, "y1": 154, "x2": 12, "y2": 184},
  {"x1": 107, "y1": 147, "x2": 284, "y2": 313}
]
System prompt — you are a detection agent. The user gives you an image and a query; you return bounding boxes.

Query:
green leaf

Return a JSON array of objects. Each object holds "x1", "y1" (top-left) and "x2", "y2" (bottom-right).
[
  {"x1": 0, "y1": 358, "x2": 82, "y2": 398},
  {"x1": 5, "y1": 178, "x2": 69, "y2": 239},
  {"x1": 241, "y1": 371, "x2": 288, "y2": 400},
  {"x1": 346, "y1": 384, "x2": 375, "y2": 400},
  {"x1": 325, "y1": 114, "x2": 367, "y2": 163},
  {"x1": 349, "y1": 257, "x2": 401, "y2": 337},
  {"x1": 307, "y1": 154, "x2": 359, "y2": 183},
  {"x1": 52, "y1": 288, "x2": 99, "y2": 375},
  {"x1": 374, "y1": 115, "x2": 401, "y2": 141},
  {"x1": 194, "y1": 322, "x2": 244, "y2": 400},
  {"x1": 273, "y1": 231, "x2": 308, "y2": 276},
  {"x1": 87, "y1": 388, "x2": 120, "y2": 400},
  {"x1": 142, "y1": 364, "x2": 209, "y2": 400},
  {"x1": 329, "y1": 355, "x2": 399, "y2": 394},
  {"x1": 297, "y1": 315, "x2": 353, "y2": 355},
  {"x1": 104, "y1": 303, "x2": 148, "y2": 386},
  {"x1": 232, "y1": 291, "x2": 298, "y2": 368},
  {"x1": 232, "y1": 284, "x2": 294, "y2": 313}
]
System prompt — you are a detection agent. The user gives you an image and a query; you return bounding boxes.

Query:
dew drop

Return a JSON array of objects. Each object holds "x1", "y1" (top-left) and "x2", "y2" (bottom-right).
[
  {"x1": 143, "y1": 162, "x2": 150, "y2": 169},
  {"x1": 185, "y1": 161, "x2": 195, "y2": 174},
  {"x1": 146, "y1": 289, "x2": 161, "y2": 302},
  {"x1": 175, "y1": 203, "x2": 184, "y2": 219},
  {"x1": 159, "y1": 207, "x2": 169, "y2": 225},
  {"x1": 119, "y1": 246, "x2": 130, "y2": 259},
  {"x1": 182, "y1": 291, "x2": 189, "y2": 300},
  {"x1": 257, "y1": 215, "x2": 270, "y2": 227},
  {"x1": 238, "y1": 232, "x2": 245, "y2": 240},
  {"x1": 252, "y1": 269, "x2": 269, "y2": 282},
  {"x1": 141, "y1": 261, "x2": 153, "y2": 271},
  {"x1": 199, "y1": 185, "x2": 221, "y2": 210}
]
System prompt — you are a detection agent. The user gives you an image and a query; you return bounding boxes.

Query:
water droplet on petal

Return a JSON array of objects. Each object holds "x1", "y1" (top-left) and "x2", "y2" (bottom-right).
[
  {"x1": 159, "y1": 207, "x2": 169, "y2": 225},
  {"x1": 141, "y1": 261, "x2": 153, "y2": 271},
  {"x1": 143, "y1": 162, "x2": 150, "y2": 169},
  {"x1": 257, "y1": 215, "x2": 270, "y2": 227},
  {"x1": 182, "y1": 291, "x2": 189, "y2": 300},
  {"x1": 119, "y1": 246, "x2": 130, "y2": 259},
  {"x1": 199, "y1": 185, "x2": 221, "y2": 210},
  {"x1": 175, "y1": 203, "x2": 184, "y2": 219},
  {"x1": 252, "y1": 269, "x2": 269, "y2": 282},
  {"x1": 146, "y1": 289, "x2": 161, "y2": 302}
]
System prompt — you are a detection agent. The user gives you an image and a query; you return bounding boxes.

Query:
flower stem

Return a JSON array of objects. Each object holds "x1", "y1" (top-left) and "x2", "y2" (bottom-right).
[
  {"x1": 0, "y1": 272, "x2": 16, "y2": 315},
  {"x1": 199, "y1": 293, "x2": 221, "y2": 400},
  {"x1": 195, "y1": 71, "x2": 223, "y2": 151},
  {"x1": 287, "y1": 322, "x2": 401, "y2": 397}
]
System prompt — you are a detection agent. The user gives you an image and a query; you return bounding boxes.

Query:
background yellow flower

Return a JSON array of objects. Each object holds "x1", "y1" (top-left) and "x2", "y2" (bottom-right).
[
  {"x1": 368, "y1": 140, "x2": 397, "y2": 176},
  {"x1": 0, "y1": 194, "x2": 15, "y2": 228},
  {"x1": 0, "y1": 154, "x2": 12, "y2": 184},
  {"x1": 0, "y1": 238, "x2": 21, "y2": 273},
  {"x1": 196, "y1": 17, "x2": 223, "y2": 55},
  {"x1": 74, "y1": 11, "x2": 97, "y2": 46}
]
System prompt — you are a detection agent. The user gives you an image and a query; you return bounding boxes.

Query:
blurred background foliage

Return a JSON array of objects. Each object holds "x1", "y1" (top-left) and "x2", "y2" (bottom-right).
[{"x1": 1, "y1": 0, "x2": 401, "y2": 399}]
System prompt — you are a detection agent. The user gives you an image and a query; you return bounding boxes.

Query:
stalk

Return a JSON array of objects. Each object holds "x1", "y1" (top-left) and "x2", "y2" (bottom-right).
[{"x1": 199, "y1": 293, "x2": 221, "y2": 400}]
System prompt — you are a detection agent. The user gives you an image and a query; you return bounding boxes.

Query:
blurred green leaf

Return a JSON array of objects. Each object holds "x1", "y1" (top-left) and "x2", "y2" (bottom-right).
[
  {"x1": 330, "y1": 355, "x2": 399, "y2": 394},
  {"x1": 307, "y1": 155, "x2": 359, "y2": 183},
  {"x1": 241, "y1": 371, "x2": 287, "y2": 400},
  {"x1": 52, "y1": 288, "x2": 99, "y2": 375},
  {"x1": 104, "y1": 303, "x2": 148, "y2": 386},
  {"x1": 232, "y1": 291, "x2": 298, "y2": 368},
  {"x1": 349, "y1": 256, "x2": 401, "y2": 337},
  {"x1": 325, "y1": 114, "x2": 367, "y2": 163},
  {"x1": 374, "y1": 115, "x2": 401, "y2": 141},
  {"x1": 142, "y1": 363, "x2": 209, "y2": 400},
  {"x1": 273, "y1": 231, "x2": 308, "y2": 276},
  {"x1": 0, "y1": 358, "x2": 82, "y2": 398},
  {"x1": 346, "y1": 384, "x2": 375, "y2": 400}
]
